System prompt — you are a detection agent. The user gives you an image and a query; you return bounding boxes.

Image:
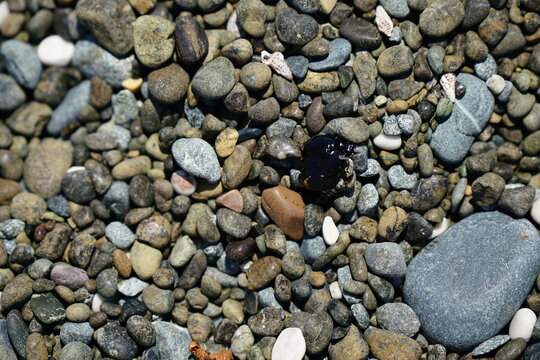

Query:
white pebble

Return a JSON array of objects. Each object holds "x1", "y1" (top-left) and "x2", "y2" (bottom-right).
[
  {"x1": 530, "y1": 197, "x2": 540, "y2": 226},
  {"x1": 509, "y1": 308, "x2": 537, "y2": 341},
  {"x1": 37, "y1": 35, "x2": 75, "y2": 67},
  {"x1": 92, "y1": 293, "x2": 106, "y2": 312},
  {"x1": 67, "y1": 166, "x2": 86, "y2": 173},
  {"x1": 322, "y1": 216, "x2": 339, "y2": 245},
  {"x1": 375, "y1": 95, "x2": 388, "y2": 107},
  {"x1": 486, "y1": 74, "x2": 506, "y2": 95},
  {"x1": 0, "y1": 1, "x2": 9, "y2": 26},
  {"x1": 373, "y1": 133, "x2": 402, "y2": 151},
  {"x1": 271, "y1": 327, "x2": 306, "y2": 360},
  {"x1": 117, "y1": 277, "x2": 149, "y2": 297},
  {"x1": 329, "y1": 281, "x2": 342, "y2": 299},
  {"x1": 429, "y1": 217, "x2": 450, "y2": 239}
]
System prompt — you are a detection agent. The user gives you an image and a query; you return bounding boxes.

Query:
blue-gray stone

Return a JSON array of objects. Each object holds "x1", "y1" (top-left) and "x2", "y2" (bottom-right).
[
  {"x1": 172, "y1": 138, "x2": 221, "y2": 183},
  {"x1": 105, "y1": 222, "x2": 136, "y2": 250},
  {"x1": 59, "y1": 341, "x2": 94, "y2": 360},
  {"x1": 497, "y1": 80, "x2": 513, "y2": 103},
  {"x1": 382, "y1": 115, "x2": 401, "y2": 136},
  {"x1": 258, "y1": 287, "x2": 283, "y2": 309},
  {"x1": 47, "y1": 80, "x2": 91, "y2": 136},
  {"x1": 217, "y1": 253, "x2": 240, "y2": 275},
  {"x1": 0, "y1": 219, "x2": 25, "y2": 240},
  {"x1": 287, "y1": 0, "x2": 319, "y2": 14},
  {"x1": 0, "y1": 74, "x2": 25, "y2": 111},
  {"x1": 427, "y1": 46, "x2": 444, "y2": 75},
  {"x1": 99, "y1": 122, "x2": 131, "y2": 150},
  {"x1": 47, "y1": 195, "x2": 71, "y2": 218},
  {"x1": 237, "y1": 128, "x2": 263, "y2": 142},
  {"x1": 337, "y1": 265, "x2": 362, "y2": 305},
  {"x1": 60, "y1": 322, "x2": 94, "y2": 345},
  {"x1": 430, "y1": 73, "x2": 494, "y2": 164},
  {"x1": 357, "y1": 159, "x2": 381, "y2": 178},
  {"x1": 152, "y1": 321, "x2": 191, "y2": 360},
  {"x1": 266, "y1": 117, "x2": 297, "y2": 138},
  {"x1": 365, "y1": 243, "x2": 407, "y2": 279},
  {"x1": 351, "y1": 303, "x2": 369, "y2": 330},
  {"x1": 474, "y1": 54, "x2": 497, "y2": 81},
  {"x1": 380, "y1": 0, "x2": 410, "y2": 18},
  {"x1": 184, "y1": 101, "x2": 205, "y2": 128},
  {"x1": 298, "y1": 94, "x2": 312, "y2": 108},
  {"x1": 308, "y1": 39, "x2": 351, "y2": 71},
  {"x1": 0, "y1": 40, "x2": 42, "y2": 89},
  {"x1": 72, "y1": 40, "x2": 133, "y2": 88},
  {"x1": 471, "y1": 335, "x2": 511, "y2": 356},
  {"x1": 525, "y1": 342, "x2": 540, "y2": 360},
  {"x1": 375, "y1": 302, "x2": 420, "y2": 337},
  {"x1": 286, "y1": 56, "x2": 309, "y2": 78},
  {"x1": 397, "y1": 114, "x2": 415, "y2": 135},
  {"x1": 0, "y1": 319, "x2": 13, "y2": 352},
  {"x1": 103, "y1": 181, "x2": 130, "y2": 219},
  {"x1": 388, "y1": 165, "x2": 418, "y2": 190},
  {"x1": 143, "y1": 347, "x2": 160, "y2": 360},
  {"x1": 112, "y1": 90, "x2": 138, "y2": 127},
  {"x1": 356, "y1": 183, "x2": 378, "y2": 217},
  {"x1": 403, "y1": 211, "x2": 540, "y2": 352},
  {"x1": 299, "y1": 236, "x2": 326, "y2": 264}
]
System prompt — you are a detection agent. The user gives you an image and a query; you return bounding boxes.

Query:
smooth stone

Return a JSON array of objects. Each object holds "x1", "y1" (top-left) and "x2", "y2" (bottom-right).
[
  {"x1": 404, "y1": 211, "x2": 540, "y2": 351},
  {"x1": 152, "y1": 321, "x2": 191, "y2": 360},
  {"x1": 430, "y1": 73, "x2": 494, "y2": 164},
  {"x1": 94, "y1": 322, "x2": 138, "y2": 360},
  {"x1": 133, "y1": 15, "x2": 175, "y2": 68},
  {"x1": 0, "y1": 74, "x2": 25, "y2": 111},
  {"x1": 60, "y1": 322, "x2": 93, "y2": 345},
  {"x1": 418, "y1": 0, "x2": 465, "y2": 37},
  {"x1": 275, "y1": 8, "x2": 319, "y2": 46},
  {"x1": 0, "y1": 2, "x2": 8, "y2": 25},
  {"x1": 191, "y1": 57, "x2": 235, "y2": 99},
  {"x1": 373, "y1": 133, "x2": 402, "y2": 150},
  {"x1": 105, "y1": 221, "x2": 135, "y2": 250},
  {"x1": 72, "y1": 41, "x2": 134, "y2": 88},
  {"x1": 364, "y1": 327, "x2": 422, "y2": 360},
  {"x1": 388, "y1": 165, "x2": 418, "y2": 190},
  {"x1": 117, "y1": 277, "x2": 149, "y2": 297},
  {"x1": 322, "y1": 216, "x2": 339, "y2": 245},
  {"x1": 0, "y1": 40, "x2": 42, "y2": 89},
  {"x1": 365, "y1": 243, "x2": 407, "y2": 279},
  {"x1": 46, "y1": 80, "x2": 91, "y2": 136},
  {"x1": 271, "y1": 327, "x2": 306, "y2": 360},
  {"x1": 472, "y1": 335, "x2": 511, "y2": 356},
  {"x1": 174, "y1": 16, "x2": 208, "y2": 66},
  {"x1": 37, "y1": 35, "x2": 75, "y2": 67},
  {"x1": 308, "y1": 38, "x2": 351, "y2": 71},
  {"x1": 172, "y1": 138, "x2": 221, "y2": 183},
  {"x1": 30, "y1": 293, "x2": 66, "y2": 324},
  {"x1": 339, "y1": 17, "x2": 382, "y2": 50},
  {"x1": 59, "y1": 342, "x2": 93, "y2": 360},
  {"x1": 509, "y1": 308, "x2": 537, "y2": 341},
  {"x1": 262, "y1": 186, "x2": 306, "y2": 241},
  {"x1": 131, "y1": 241, "x2": 162, "y2": 280},
  {"x1": 376, "y1": 303, "x2": 420, "y2": 337}
]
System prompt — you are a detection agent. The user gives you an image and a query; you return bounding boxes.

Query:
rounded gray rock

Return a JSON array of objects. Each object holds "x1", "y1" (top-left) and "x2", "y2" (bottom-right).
[
  {"x1": 172, "y1": 138, "x2": 221, "y2": 183},
  {"x1": 365, "y1": 242, "x2": 407, "y2": 279},
  {"x1": 0, "y1": 40, "x2": 42, "y2": 89}
]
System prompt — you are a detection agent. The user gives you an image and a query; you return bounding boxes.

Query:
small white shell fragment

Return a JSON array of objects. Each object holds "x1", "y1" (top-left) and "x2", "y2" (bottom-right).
[
  {"x1": 429, "y1": 217, "x2": 450, "y2": 239},
  {"x1": 226, "y1": 10, "x2": 241, "y2": 38},
  {"x1": 373, "y1": 133, "x2": 402, "y2": 151},
  {"x1": 322, "y1": 216, "x2": 339, "y2": 245},
  {"x1": 440, "y1": 73, "x2": 456, "y2": 102},
  {"x1": 37, "y1": 35, "x2": 75, "y2": 67},
  {"x1": 0, "y1": 1, "x2": 9, "y2": 26},
  {"x1": 271, "y1": 327, "x2": 306, "y2": 360},
  {"x1": 375, "y1": 6, "x2": 393, "y2": 37},
  {"x1": 329, "y1": 281, "x2": 342, "y2": 299},
  {"x1": 509, "y1": 308, "x2": 537, "y2": 341},
  {"x1": 531, "y1": 197, "x2": 540, "y2": 226},
  {"x1": 261, "y1": 50, "x2": 293, "y2": 81}
]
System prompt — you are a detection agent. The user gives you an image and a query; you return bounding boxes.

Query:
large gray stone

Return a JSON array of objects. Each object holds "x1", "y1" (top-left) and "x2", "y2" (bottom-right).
[
  {"x1": 152, "y1": 321, "x2": 191, "y2": 360},
  {"x1": 404, "y1": 211, "x2": 540, "y2": 351},
  {"x1": 430, "y1": 73, "x2": 494, "y2": 164}
]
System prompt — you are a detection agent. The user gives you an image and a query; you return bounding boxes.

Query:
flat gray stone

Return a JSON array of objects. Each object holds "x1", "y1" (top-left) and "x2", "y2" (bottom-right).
[
  {"x1": 404, "y1": 211, "x2": 540, "y2": 352},
  {"x1": 172, "y1": 138, "x2": 221, "y2": 183},
  {"x1": 308, "y1": 38, "x2": 351, "y2": 71},
  {"x1": 430, "y1": 73, "x2": 494, "y2": 164},
  {"x1": 46, "y1": 80, "x2": 91, "y2": 136},
  {"x1": 471, "y1": 335, "x2": 511, "y2": 356},
  {"x1": 0, "y1": 40, "x2": 42, "y2": 89}
]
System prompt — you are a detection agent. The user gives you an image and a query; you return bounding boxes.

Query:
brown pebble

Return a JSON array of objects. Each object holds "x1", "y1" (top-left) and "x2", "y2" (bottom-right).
[
  {"x1": 261, "y1": 186, "x2": 306, "y2": 241},
  {"x1": 216, "y1": 190, "x2": 244, "y2": 213},
  {"x1": 0, "y1": 179, "x2": 22, "y2": 205},
  {"x1": 113, "y1": 249, "x2": 132, "y2": 278}
]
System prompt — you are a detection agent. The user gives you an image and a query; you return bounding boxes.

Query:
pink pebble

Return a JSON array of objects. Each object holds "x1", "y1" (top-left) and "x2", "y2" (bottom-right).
[{"x1": 171, "y1": 170, "x2": 197, "y2": 196}]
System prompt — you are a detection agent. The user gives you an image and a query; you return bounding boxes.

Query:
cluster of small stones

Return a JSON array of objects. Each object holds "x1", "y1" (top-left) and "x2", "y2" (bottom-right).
[{"x1": 0, "y1": 0, "x2": 540, "y2": 359}]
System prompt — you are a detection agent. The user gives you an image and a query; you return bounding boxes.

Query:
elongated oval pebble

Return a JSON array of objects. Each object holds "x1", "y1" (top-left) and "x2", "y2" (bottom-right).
[
  {"x1": 171, "y1": 170, "x2": 197, "y2": 196},
  {"x1": 373, "y1": 133, "x2": 402, "y2": 150},
  {"x1": 271, "y1": 327, "x2": 306, "y2": 360},
  {"x1": 322, "y1": 216, "x2": 339, "y2": 245},
  {"x1": 509, "y1": 308, "x2": 536, "y2": 340}
]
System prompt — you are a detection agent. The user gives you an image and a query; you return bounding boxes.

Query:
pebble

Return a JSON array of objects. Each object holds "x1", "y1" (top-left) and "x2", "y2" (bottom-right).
[
  {"x1": 308, "y1": 38, "x2": 351, "y2": 71},
  {"x1": 509, "y1": 308, "x2": 537, "y2": 341},
  {"x1": 339, "y1": 17, "x2": 381, "y2": 50},
  {"x1": 377, "y1": 45, "x2": 414, "y2": 77},
  {"x1": 133, "y1": 15, "x2": 175, "y2": 68},
  {"x1": 131, "y1": 241, "x2": 162, "y2": 280},
  {"x1": 262, "y1": 186, "x2": 305, "y2": 241},
  {"x1": 487, "y1": 74, "x2": 506, "y2": 94},
  {"x1": 0, "y1": 2, "x2": 8, "y2": 25},
  {"x1": 276, "y1": 9, "x2": 318, "y2": 46},
  {"x1": 404, "y1": 211, "x2": 540, "y2": 351},
  {"x1": 419, "y1": 0, "x2": 464, "y2": 37},
  {"x1": 60, "y1": 322, "x2": 93, "y2": 345},
  {"x1": 171, "y1": 170, "x2": 197, "y2": 196},
  {"x1": 322, "y1": 216, "x2": 339, "y2": 245},
  {"x1": 373, "y1": 133, "x2": 402, "y2": 151},
  {"x1": 365, "y1": 243, "x2": 407, "y2": 279},
  {"x1": 472, "y1": 335, "x2": 511, "y2": 356},
  {"x1": 37, "y1": 35, "x2": 74, "y2": 67},
  {"x1": 30, "y1": 292, "x2": 66, "y2": 324},
  {"x1": 364, "y1": 327, "x2": 422, "y2": 360},
  {"x1": 51, "y1": 264, "x2": 89, "y2": 290},
  {"x1": 47, "y1": 80, "x2": 91, "y2": 136},
  {"x1": 216, "y1": 208, "x2": 251, "y2": 238},
  {"x1": 117, "y1": 277, "x2": 149, "y2": 297},
  {"x1": 376, "y1": 303, "x2": 421, "y2": 337},
  {"x1": 59, "y1": 342, "x2": 93, "y2": 360},
  {"x1": 0, "y1": 74, "x2": 25, "y2": 111},
  {"x1": 172, "y1": 138, "x2": 221, "y2": 183},
  {"x1": 388, "y1": 165, "x2": 418, "y2": 190},
  {"x1": 94, "y1": 322, "x2": 138, "y2": 360},
  {"x1": 272, "y1": 327, "x2": 306, "y2": 360},
  {"x1": 192, "y1": 57, "x2": 235, "y2": 99},
  {"x1": 0, "y1": 40, "x2": 42, "y2": 89}
]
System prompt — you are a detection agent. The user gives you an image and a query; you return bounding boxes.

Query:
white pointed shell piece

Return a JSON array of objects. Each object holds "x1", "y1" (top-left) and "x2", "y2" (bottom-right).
[
  {"x1": 440, "y1": 73, "x2": 456, "y2": 102},
  {"x1": 375, "y1": 6, "x2": 393, "y2": 37},
  {"x1": 226, "y1": 10, "x2": 241, "y2": 38},
  {"x1": 261, "y1": 50, "x2": 293, "y2": 81}
]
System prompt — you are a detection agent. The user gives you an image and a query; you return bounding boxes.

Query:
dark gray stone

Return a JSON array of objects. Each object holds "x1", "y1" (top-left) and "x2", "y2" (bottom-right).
[
  {"x1": 365, "y1": 243, "x2": 407, "y2": 279},
  {"x1": 404, "y1": 211, "x2": 540, "y2": 351},
  {"x1": 60, "y1": 322, "x2": 94, "y2": 345},
  {"x1": 430, "y1": 73, "x2": 494, "y2": 164},
  {"x1": 46, "y1": 80, "x2": 91, "y2": 136}
]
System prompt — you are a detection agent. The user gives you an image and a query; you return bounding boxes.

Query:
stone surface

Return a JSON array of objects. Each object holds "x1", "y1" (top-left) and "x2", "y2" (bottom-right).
[
  {"x1": 404, "y1": 211, "x2": 540, "y2": 351},
  {"x1": 0, "y1": 40, "x2": 42, "y2": 89},
  {"x1": 152, "y1": 321, "x2": 191, "y2": 360},
  {"x1": 172, "y1": 138, "x2": 221, "y2": 183},
  {"x1": 262, "y1": 186, "x2": 306, "y2": 241}
]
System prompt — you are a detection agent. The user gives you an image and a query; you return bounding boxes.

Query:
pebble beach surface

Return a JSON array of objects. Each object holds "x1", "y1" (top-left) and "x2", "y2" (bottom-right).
[{"x1": 0, "y1": 0, "x2": 539, "y2": 359}]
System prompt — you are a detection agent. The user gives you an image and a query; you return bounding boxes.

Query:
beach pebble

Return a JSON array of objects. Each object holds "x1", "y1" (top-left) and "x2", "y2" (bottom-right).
[
  {"x1": 37, "y1": 35, "x2": 75, "y2": 67},
  {"x1": 271, "y1": 327, "x2": 306, "y2": 360},
  {"x1": 322, "y1": 216, "x2": 339, "y2": 245},
  {"x1": 509, "y1": 308, "x2": 537, "y2": 341},
  {"x1": 0, "y1": 40, "x2": 42, "y2": 89},
  {"x1": 172, "y1": 138, "x2": 221, "y2": 183},
  {"x1": 171, "y1": 170, "x2": 197, "y2": 196},
  {"x1": 373, "y1": 133, "x2": 402, "y2": 150}
]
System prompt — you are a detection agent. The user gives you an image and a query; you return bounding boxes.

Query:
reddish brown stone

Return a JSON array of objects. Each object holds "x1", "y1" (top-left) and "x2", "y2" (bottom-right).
[
  {"x1": 216, "y1": 190, "x2": 244, "y2": 213},
  {"x1": 262, "y1": 186, "x2": 305, "y2": 240},
  {"x1": 0, "y1": 179, "x2": 22, "y2": 205}
]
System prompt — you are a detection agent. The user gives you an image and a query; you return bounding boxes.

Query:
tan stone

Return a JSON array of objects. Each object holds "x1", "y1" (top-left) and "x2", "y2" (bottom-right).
[
  {"x1": 113, "y1": 249, "x2": 132, "y2": 278},
  {"x1": 215, "y1": 127, "x2": 239, "y2": 157},
  {"x1": 364, "y1": 328, "x2": 421, "y2": 360},
  {"x1": 0, "y1": 179, "x2": 22, "y2": 205},
  {"x1": 262, "y1": 186, "x2": 305, "y2": 240},
  {"x1": 247, "y1": 256, "x2": 282, "y2": 290},
  {"x1": 131, "y1": 241, "x2": 162, "y2": 280}
]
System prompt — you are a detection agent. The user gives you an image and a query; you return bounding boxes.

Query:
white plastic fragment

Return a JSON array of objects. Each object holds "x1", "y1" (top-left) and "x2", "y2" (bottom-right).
[
  {"x1": 509, "y1": 308, "x2": 537, "y2": 341},
  {"x1": 322, "y1": 216, "x2": 339, "y2": 245},
  {"x1": 261, "y1": 50, "x2": 293, "y2": 81},
  {"x1": 375, "y1": 6, "x2": 394, "y2": 37},
  {"x1": 440, "y1": 73, "x2": 456, "y2": 102}
]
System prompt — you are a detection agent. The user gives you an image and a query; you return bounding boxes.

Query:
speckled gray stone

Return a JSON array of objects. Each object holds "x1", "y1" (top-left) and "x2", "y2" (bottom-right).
[
  {"x1": 300, "y1": 236, "x2": 326, "y2": 264},
  {"x1": 152, "y1": 321, "x2": 191, "y2": 360},
  {"x1": 105, "y1": 222, "x2": 136, "y2": 250},
  {"x1": 351, "y1": 303, "x2": 369, "y2": 330},
  {"x1": 72, "y1": 41, "x2": 133, "y2": 88},
  {"x1": 286, "y1": 56, "x2": 309, "y2": 78},
  {"x1": 375, "y1": 303, "x2": 420, "y2": 337},
  {"x1": 60, "y1": 322, "x2": 94, "y2": 345},
  {"x1": 430, "y1": 73, "x2": 494, "y2": 164},
  {"x1": 172, "y1": 138, "x2": 221, "y2": 183},
  {"x1": 46, "y1": 80, "x2": 91, "y2": 136},
  {"x1": 0, "y1": 40, "x2": 42, "y2": 89},
  {"x1": 308, "y1": 38, "x2": 351, "y2": 71},
  {"x1": 356, "y1": 183, "x2": 378, "y2": 217},
  {"x1": 474, "y1": 54, "x2": 497, "y2": 81},
  {"x1": 380, "y1": 0, "x2": 410, "y2": 18},
  {"x1": 471, "y1": 335, "x2": 511, "y2": 356},
  {"x1": 388, "y1": 165, "x2": 418, "y2": 190},
  {"x1": 365, "y1": 243, "x2": 407, "y2": 279},
  {"x1": 404, "y1": 211, "x2": 540, "y2": 352}
]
